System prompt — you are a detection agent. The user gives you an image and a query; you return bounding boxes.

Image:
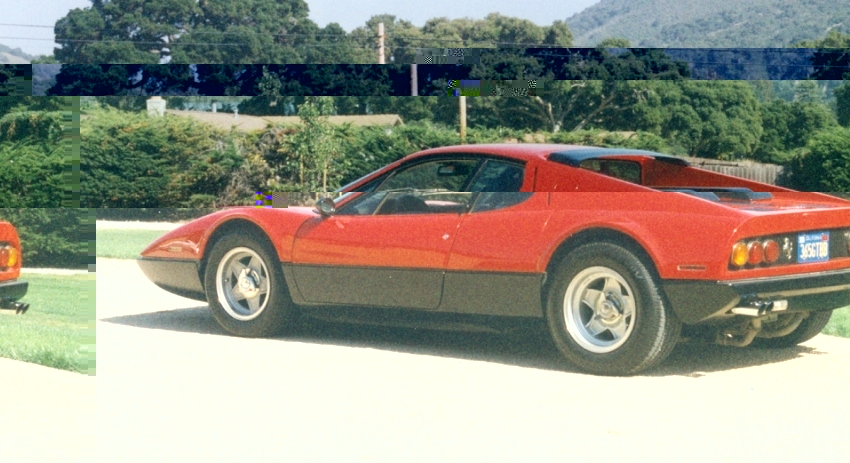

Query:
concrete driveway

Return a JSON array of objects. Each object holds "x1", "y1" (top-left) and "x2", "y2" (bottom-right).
[
  {"x1": 0, "y1": 356, "x2": 95, "y2": 462},
  {"x1": 96, "y1": 257, "x2": 850, "y2": 463}
]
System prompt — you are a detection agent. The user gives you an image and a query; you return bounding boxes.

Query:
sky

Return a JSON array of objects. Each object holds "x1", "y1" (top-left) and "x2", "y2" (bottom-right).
[{"x1": 0, "y1": 0, "x2": 601, "y2": 58}]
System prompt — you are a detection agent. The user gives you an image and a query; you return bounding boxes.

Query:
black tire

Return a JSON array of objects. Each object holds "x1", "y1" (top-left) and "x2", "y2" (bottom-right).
[
  {"x1": 204, "y1": 233, "x2": 292, "y2": 337},
  {"x1": 751, "y1": 310, "x2": 833, "y2": 349},
  {"x1": 545, "y1": 242, "x2": 681, "y2": 376}
]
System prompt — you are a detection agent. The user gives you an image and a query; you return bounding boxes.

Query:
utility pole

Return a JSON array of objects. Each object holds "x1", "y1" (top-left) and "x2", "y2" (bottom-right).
[
  {"x1": 377, "y1": 22, "x2": 385, "y2": 64},
  {"x1": 459, "y1": 95, "x2": 467, "y2": 143},
  {"x1": 411, "y1": 63, "x2": 418, "y2": 96}
]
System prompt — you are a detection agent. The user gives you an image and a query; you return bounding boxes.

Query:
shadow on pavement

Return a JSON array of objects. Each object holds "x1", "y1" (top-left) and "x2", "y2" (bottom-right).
[{"x1": 102, "y1": 306, "x2": 819, "y2": 377}]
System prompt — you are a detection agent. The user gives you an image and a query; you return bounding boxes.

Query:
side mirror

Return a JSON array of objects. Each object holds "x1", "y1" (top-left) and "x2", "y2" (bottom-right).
[{"x1": 315, "y1": 197, "x2": 336, "y2": 217}]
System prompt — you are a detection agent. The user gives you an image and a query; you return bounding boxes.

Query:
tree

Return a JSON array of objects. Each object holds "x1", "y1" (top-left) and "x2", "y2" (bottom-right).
[
  {"x1": 465, "y1": 48, "x2": 690, "y2": 133},
  {"x1": 795, "y1": 29, "x2": 850, "y2": 48},
  {"x1": 661, "y1": 81, "x2": 763, "y2": 160},
  {"x1": 350, "y1": 13, "x2": 573, "y2": 65},
  {"x1": 793, "y1": 80, "x2": 824, "y2": 104},
  {"x1": 754, "y1": 98, "x2": 837, "y2": 163},
  {"x1": 0, "y1": 66, "x2": 17, "y2": 96},
  {"x1": 785, "y1": 126, "x2": 850, "y2": 193},
  {"x1": 53, "y1": 0, "x2": 318, "y2": 64},
  {"x1": 281, "y1": 97, "x2": 341, "y2": 193},
  {"x1": 47, "y1": 64, "x2": 138, "y2": 95},
  {"x1": 797, "y1": 30, "x2": 850, "y2": 80},
  {"x1": 835, "y1": 82, "x2": 850, "y2": 127},
  {"x1": 596, "y1": 38, "x2": 631, "y2": 48}
]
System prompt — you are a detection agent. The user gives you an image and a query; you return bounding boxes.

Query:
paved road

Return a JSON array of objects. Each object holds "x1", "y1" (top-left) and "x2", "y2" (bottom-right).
[{"x1": 97, "y1": 257, "x2": 850, "y2": 463}]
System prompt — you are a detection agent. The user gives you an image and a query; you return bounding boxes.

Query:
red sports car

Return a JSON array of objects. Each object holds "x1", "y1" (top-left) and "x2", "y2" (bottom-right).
[
  {"x1": 0, "y1": 221, "x2": 29, "y2": 314},
  {"x1": 138, "y1": 144, "x2": 850, "y2": 375}
]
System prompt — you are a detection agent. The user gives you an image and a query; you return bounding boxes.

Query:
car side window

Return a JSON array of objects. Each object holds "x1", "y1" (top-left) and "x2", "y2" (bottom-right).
[
  {"x1": 466, "y1": 159, "x2": 525, "y2": 192},
  {"x1": 579, "y1": 159, "x2": 641, "y2": 184},
  {"x1": 336, "y1": 159, "x2": 480, "y2": 215},
  {"x1": 468, "y1": 160, "x2": 531, "y2": 213},
  {"x1": 378, "y1": 159, "x2": 479, "y2": 192}
]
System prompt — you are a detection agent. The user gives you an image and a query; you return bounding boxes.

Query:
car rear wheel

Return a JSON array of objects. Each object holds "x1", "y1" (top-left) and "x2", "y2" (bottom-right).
[
  {"x1": 752, "y1": 310, "x2": 833, "y2": 348},
  {"x1": 545, "y1": 242, "x2": 681, "y2": 375},
  {"x1": 204, "y1": 233, "x2": 292, "y2": 337}
]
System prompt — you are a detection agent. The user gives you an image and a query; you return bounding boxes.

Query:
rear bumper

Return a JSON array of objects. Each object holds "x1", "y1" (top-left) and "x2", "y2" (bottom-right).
[
  {"x1": 0, "y1": 279, "x2": 27, "y2": 302},
  {"x1": 137, "y1": 257, "x2": 207, "y2": 301},
  {"x1": 663, "y1": 268, "x2": 850, "y2": 324}
]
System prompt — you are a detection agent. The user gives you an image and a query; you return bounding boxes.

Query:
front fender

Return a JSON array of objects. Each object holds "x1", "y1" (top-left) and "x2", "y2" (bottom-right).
[{"x1": 139, "y1": 207, "x2": 318, "y2": 263}]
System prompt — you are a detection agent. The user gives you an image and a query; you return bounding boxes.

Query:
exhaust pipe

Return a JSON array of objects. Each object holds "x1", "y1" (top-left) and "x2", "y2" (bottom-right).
[
  {"x1": 730, "y1": 299, "x2": 788, "y2": 317},
  {"x1": 0, "y1": 301, "x2": 29, "y2": 315}
]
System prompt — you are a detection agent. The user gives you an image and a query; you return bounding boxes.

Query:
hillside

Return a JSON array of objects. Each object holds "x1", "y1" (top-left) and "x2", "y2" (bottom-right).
[
  {"x1": 0, "y1": 44, "x2": 32, "y2": 64},
  {"x1": 566, "y1": 0, "x2": 850, "y2": 47}
]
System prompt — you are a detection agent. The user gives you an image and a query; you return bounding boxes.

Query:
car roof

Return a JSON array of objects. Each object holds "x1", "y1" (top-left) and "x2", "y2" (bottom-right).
[{"x1": 410, "y1": 144, "x2": 690, "y2": 166}]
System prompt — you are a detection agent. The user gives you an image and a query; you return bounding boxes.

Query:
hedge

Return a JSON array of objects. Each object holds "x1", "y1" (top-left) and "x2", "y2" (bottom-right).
[
  {"x1": 0, "y1": 209, "x2": 93, "y2": 269},
  {"x1": 0, "y1": 111, "x2": 70, "y2": 208},
  {"x1": 81, "y1": 108, "x2": 249, "y2": 208}
]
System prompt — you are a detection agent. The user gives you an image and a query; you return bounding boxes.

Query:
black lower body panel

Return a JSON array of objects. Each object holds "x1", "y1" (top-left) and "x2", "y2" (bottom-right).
[
  {"x1": 285, "y1": 264, "x2": 444, "y2": 310},
  {"x1": 283, "y1": 263, "x2": 545, "y2": 317},
  {"x1": 0, "y1": 279, "x2": 27, "y2": 301},
  {"x1": 137, "y1": 257, "x2": 207, "y2": 301},
  {"x1": 439, "y1": 271, "x2": 544, "y2": 317},
  {"x1": 663, "y1": 267, "x2": 850, "y2": 324}
]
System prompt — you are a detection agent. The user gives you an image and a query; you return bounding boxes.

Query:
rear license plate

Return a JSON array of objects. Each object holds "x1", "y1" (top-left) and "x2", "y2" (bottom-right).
[{"x1": 798, "y1": 232, "x2": 830, "y2": 263}]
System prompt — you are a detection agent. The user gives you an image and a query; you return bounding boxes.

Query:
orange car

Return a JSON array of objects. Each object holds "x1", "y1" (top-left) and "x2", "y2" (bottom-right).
[{"x1": 0, "y1": 221, "x2": 28, "y2": 314}]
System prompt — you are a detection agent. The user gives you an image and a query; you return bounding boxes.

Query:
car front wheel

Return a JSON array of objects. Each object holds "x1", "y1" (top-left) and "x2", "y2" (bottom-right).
[
  {"x1": 204, "y1": 233, "x2": 292, "y2": 337},
  {"x1": 545, "y1": 242, "x2": 681, "y2": 375}
]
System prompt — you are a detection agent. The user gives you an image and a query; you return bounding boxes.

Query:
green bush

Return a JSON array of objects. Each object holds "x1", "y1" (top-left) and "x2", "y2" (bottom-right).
[
  {"x1": 335, "y1": 123, "x2": 531, "y2": 185},
  {"x1": 0, "y1": 111, "x2": 71, "y2": 208},
  {"x1": 785, "y1": 126, "x2": 850, "y2": 193},
  {"x1": 81, "y1": 108, "x2": 248, "y2": 208},
  {"x1": 332, "y1": 122, "x2": 461, "y2": 185},
  {"x1": 0, "y1": 209, "x2": 92, "y2": 269}
]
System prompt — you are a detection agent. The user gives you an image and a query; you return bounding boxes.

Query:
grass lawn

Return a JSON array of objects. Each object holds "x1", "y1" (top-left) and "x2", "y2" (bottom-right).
[
  {"x1": 0, "y1": 273, "x2": 95, "y2": 375},
  {"x1": 97, "y1": 229, "x2": 168, "y2": 260},
  {"x1": 823, "y1": 306, "x2": 850, "y2": 338}
]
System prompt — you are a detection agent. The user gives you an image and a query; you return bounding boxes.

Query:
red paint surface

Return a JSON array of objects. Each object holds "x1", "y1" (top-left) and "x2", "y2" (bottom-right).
[{"x1": 140, "y1": 144, "x2": 850, "y2": 283}]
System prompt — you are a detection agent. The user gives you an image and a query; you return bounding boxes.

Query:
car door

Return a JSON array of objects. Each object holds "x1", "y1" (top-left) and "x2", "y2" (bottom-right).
[
  {"x1": 440, "y1": 159, "x2": 551, "y2": 317},
  {"x1": 289, "y1": 157, "x2": 481, "y2": 310}
]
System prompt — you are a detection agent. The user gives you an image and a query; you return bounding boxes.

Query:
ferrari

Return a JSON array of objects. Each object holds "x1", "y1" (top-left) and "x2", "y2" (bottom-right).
[
  {"x1": 0, "y1": 220, "x2": 29, "y2": 314},
  {"x1": 138, "y1": 144, "x2": 850, "y2": 375}
]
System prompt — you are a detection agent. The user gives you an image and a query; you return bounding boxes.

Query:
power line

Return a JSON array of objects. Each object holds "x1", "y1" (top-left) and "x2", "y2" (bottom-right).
[
  {"x1": 0, "y1": 36, "x2": 379, "y2": 49},
  {"x1": 3, "y1": 20, "x2": 846, "y2": 49},
  {"x1": 0, "y1": 23, "x2": 54, "y2": 28}
]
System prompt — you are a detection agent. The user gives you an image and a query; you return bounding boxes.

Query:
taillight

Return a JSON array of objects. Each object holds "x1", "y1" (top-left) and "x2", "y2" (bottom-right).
[
  {"x1": 731, "y1": 242, "x2": 748, "y2": 267},
  {"x1": 747, "y1": 241, "x2": 764, "y2": 265},
  {"x1": 763, "y1": 240, "x2": 780, "y2": 263},
  {"x1": 731, "y1": 238, "x2": 781, "y2": 268},
  {"x1": 0, "y1": 245, "x2": 15, "y2": 268}
]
